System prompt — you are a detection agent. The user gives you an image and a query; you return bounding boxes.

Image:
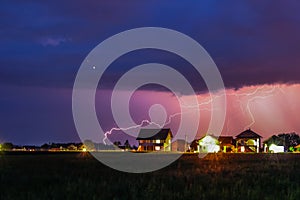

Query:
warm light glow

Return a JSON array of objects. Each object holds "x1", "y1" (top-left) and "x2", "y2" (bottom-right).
[
  {"x1": 82, "y1": 148, "x2": 87, "y2": 152},
  {"x1": 156, "y1": 139, "x2": 160, "y2": 144},
  {"x1": 241, "y1": 146, "x2": 245, "y2": 152},
  {"x1": 155, "y1": 146, "x2": 160, "y2": 151}
]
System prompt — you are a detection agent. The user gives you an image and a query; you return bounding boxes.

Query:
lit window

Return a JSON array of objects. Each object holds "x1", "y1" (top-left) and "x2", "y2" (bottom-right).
[
  {"x1": 241, "y1": 146, "x2": 245, "y2": 152},
  {"x1": 156, "y1": 140, "x2": 160, "y2": 144},
  {"x1": 155, "y1": 146, "x2": 160, "y2": 151}
]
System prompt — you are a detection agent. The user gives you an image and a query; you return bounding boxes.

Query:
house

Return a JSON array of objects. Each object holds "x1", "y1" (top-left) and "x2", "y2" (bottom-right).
[
  {"x1": 218, "y1": 136, "x2": 235, "y2": 153},
  {"x1": 198, "y1": 135, "x2": 220, "y2": 153},
  {"x1": 192, "y1": 136, "x2": 235, "y2": 153},
  {"x1": 67, "y1": 144, "x2": 77, "y2": 151},
  {"x1": 189, "y1": 140, "x2": 199, "y2": 152},
  {"x1": 235, "y1": 129, "x2": 262, "y2": 153},
  {"x1": 263, "y1": 135, "x2": 285, "y2": 153},
  {"x1": 171, "y1": 139, "x2": 188, "y2": 152},
  {"x1": 268, "y1": 144, "x2": 284, "y2": 153},
  {"x1": 136, "y1": 128, "x2": 173, "y2": 151}
]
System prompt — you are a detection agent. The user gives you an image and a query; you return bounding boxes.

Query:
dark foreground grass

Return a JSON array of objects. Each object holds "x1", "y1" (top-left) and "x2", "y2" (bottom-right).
[{"x1": 0, "y1": 152, "x2": 299, "y2": 200}]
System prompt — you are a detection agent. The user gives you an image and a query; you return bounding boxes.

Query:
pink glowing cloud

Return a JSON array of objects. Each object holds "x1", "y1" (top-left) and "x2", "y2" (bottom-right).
[{"x1": 102, "y1": 83, "x2": 300, "y2": 143}]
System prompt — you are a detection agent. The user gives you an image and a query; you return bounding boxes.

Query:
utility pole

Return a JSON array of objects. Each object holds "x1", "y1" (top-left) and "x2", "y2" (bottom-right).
[{"x1": 185, "y1": 134, "x2": 187, "y2": 152}]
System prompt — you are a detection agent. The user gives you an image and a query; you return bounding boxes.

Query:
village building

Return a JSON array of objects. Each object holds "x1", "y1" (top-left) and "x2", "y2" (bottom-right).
[
  {"x1": 191, "y1": 135, "x2": 235, "y2": 153},
  {"x1": 263, "y1": 135, "x2": 285, "y2": 153},
  {"x1": 197, "y1": 135, "x2": 220, "y2": 153},
  {"x1": 218, "y1": 136, "x2": 235, "y2": 153},
  {"x1": 136, "y1": 128, "x2": 172, "y2": 151},
  {"x1": 189, "y1": 139, "x2": 199, "y2": 152},
  {"x1": 235, "y1": 129, "x2": 262, "y2": 153},
  {"x1": 171, "y1": 139, "x2": 188, "y2": 152},
  {"x1": 268, "y1": 144, "x2": 285, "y2": 153}
]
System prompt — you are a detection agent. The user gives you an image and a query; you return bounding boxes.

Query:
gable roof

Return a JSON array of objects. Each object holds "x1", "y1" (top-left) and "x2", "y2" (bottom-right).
[
  {"x1": 199, "y1": 134, "x2": 218, "y2": 141},
  {"x1": 136, "y1": 128, "x2": 172, "y2": 140},
  {"x1": 236, "y1": 129, "x2": 262, "y2": 139},
  {"x1": 198, "y1": 135, "x2": 219, "y2": 145}
]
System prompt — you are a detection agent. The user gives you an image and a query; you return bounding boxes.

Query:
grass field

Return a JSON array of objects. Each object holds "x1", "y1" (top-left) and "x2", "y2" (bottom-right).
[{"x1": 0, "y1": 152, "x2": 299, "y2": 200}]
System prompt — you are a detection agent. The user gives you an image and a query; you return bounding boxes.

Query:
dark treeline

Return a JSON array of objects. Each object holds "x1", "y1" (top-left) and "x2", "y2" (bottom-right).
[{"x1": 0, "y1": 140, "x2": 131, "y2": 151}]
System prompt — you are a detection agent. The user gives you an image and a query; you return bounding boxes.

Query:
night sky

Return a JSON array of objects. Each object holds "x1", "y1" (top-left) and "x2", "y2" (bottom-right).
[{"x1": 1, "y1": 1, "x2": 300, "y2": 145}]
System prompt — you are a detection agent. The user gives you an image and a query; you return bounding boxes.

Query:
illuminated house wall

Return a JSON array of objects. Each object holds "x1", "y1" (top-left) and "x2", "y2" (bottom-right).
[
  {"x1": 268, "y1": 144, "x2": 284, "y2": 153},
  {"x1": 198, "y1": 135, "x2": 220, "y2": 153},
  {"x1": 136, "y1": 128, "x2": 173, "y2": 151}
]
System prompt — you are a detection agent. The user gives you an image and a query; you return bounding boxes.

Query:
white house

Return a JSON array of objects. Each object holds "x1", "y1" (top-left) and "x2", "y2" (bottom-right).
[{"x1": 198, "y1": 135, "x2": 220, "y2": 153}]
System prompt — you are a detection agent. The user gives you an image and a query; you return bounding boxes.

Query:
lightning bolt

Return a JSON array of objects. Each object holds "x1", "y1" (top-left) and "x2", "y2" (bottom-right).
[
  {"x1": 102, "y1": 85, "x2": 284, "y2": 144},
  {"x1": 103, "y1": 120, "x2": 162, "y2": 144},
  {"x1": 102, "y1": 95, "x2": 219, "y2": 144},
  {"x1": 242, "y1": 85, "x2": 280, "y2": 130},
  {"x1": 226, "y1": 85, "x2": 283, "y2": 130}
]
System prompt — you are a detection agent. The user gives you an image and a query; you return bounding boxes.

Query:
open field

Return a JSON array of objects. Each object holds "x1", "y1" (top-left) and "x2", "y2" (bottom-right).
[{"x1": 0, "y1": 152, "x2": 299, "y2": 200}]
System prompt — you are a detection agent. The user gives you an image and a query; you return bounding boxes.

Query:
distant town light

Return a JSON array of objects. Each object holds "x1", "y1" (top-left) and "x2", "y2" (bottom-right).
[{"x1": 82, "y1": 148, "x2": 87, "y2": 152}]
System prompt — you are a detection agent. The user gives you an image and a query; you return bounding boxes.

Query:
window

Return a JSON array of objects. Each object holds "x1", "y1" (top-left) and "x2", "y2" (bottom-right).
[
  {"x1": 156, "y1": 140, "x2": 160, "y2": 144},
  {"x1": 241, "y1": 146, "x2": 245, "y2": 152}
]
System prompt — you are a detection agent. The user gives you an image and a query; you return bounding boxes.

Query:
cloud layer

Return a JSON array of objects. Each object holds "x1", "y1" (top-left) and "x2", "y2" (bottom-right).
[{"x1": 1, "y1": 1, "x2": 300, "y2": 90}]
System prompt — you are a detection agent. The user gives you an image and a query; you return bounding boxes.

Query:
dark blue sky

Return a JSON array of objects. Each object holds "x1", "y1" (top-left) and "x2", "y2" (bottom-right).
[{"x1": 1, "y1": 1, "x2": 300, "y2": 145}]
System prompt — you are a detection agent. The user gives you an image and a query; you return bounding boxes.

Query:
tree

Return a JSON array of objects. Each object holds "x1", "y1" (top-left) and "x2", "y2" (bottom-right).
[
  {"x1": 277, "y1": 132, "x2": 300, "y2": 152},
  {"x1": 113, "y1": 141, "x2": 121, "y2": 147},
  {"x1": 41, "y1": 143, "x2": 50, "y2": 149},
  {"x1": 264, "y1": 135, "x2": 285, "y2": 146},
  {"x1": 132, "y1": 145, "x2": 138, "y2": 150},
  {"x1": 2, "y1": 142, "x2": 13, "y2": 150},
  {"x1": 124, "y1": 140, "x2": 131, "y2": 150}
]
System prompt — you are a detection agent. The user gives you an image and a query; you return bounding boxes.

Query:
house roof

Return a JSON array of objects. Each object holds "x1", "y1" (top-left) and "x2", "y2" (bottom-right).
[
  {"x1": 136, "y1": 128, "x2": 172, "y2": 140},
  {"x1": 199, "y1": 134, "x2": 218, "y2": 141},
  {"x1": 236, "y1": 129, "x2": 262, "y2": 139},
  {"x1": 198, "y1": 135, "x2": 219, "y2": 145},
  {"x1": 218, "y1": 136, "x2": 234, "y2": 145}
]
